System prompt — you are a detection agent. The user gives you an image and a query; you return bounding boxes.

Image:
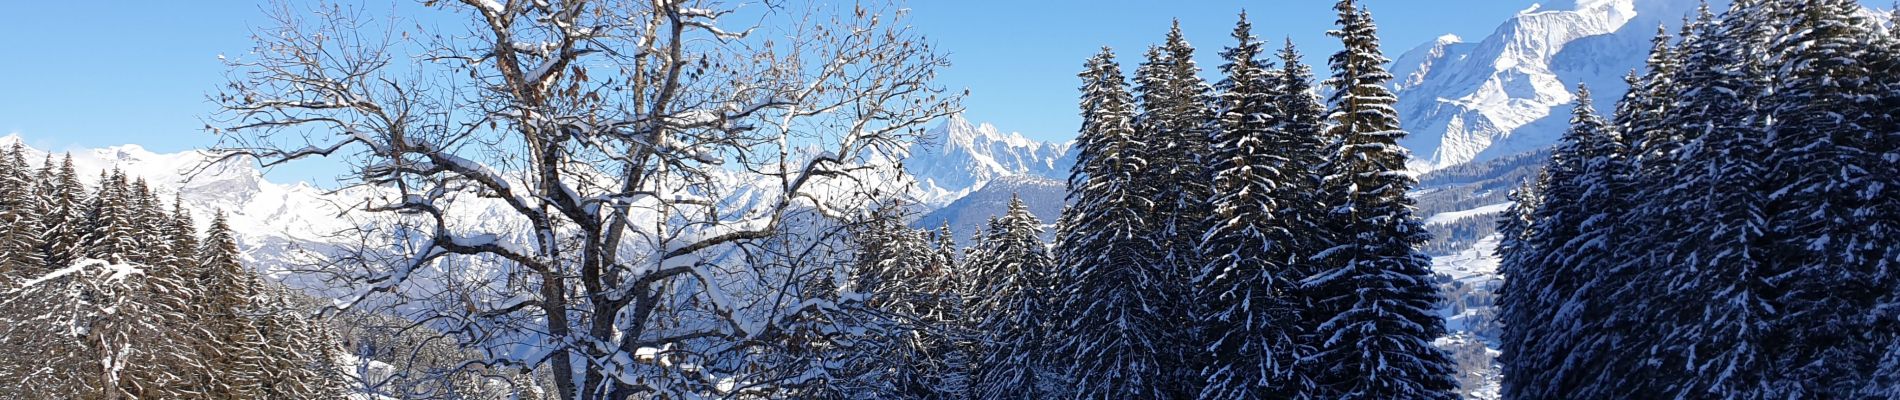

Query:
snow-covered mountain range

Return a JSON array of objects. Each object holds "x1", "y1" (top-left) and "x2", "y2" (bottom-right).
[
  {"x1": 903, "y1": 114, "x2": 1072, "y2": 206},
  {"x1": 1392, "y1": 0, "x2": 1712, "y2": 170},
  {"x1": 5, "y1": 0, "x2": 1725, "y2": 257}
]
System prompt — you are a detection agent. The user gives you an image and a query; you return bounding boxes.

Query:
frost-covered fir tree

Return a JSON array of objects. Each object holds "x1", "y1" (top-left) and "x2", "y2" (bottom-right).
[
  {"x1": 843, "y1": 205, "x2": 966, "y2": 399},
  {"x1": 1130, "y1": 23, "x2": 1218, "y2": 394},
  {"x1": 1497, "y1": 85, "x2": 1636, "y2": 399},
  {"x1": 0, "y1": 143, "x2": 45, "y2": 279},
  {"x1": 1494, "y1": 174, "x2": 1547, "y2": 400},
  {"x1": 1271, "y1": 36, "x2": 1335, "y2": 398},
  {"x1": 198, "y1": 211, "x2": 271, "y2": 398},
  {"x1": 1050, "y1": 47, "x2": 1173, "y2": 399},
  {"x1": 1663, "y1": 3, "x2": 1778, "y2": 397},
  {"x1": 1868, "y1": 11, "x2": 1900, "y2": 397},
  {"x1": 38, "y1": 155, "x2": 87, "y2": 270},
  {"x1": 1591, "y1": 23, "x2": 1694, "y2": 398},
  {"x1": 1195, "y1": 11, "x2": 1308, "y2": 400},
  {"x1": 1623, "y1": 25, "x2": 1681, "y2": 172},
  {"x1": 1304, "y1": 1, "x2": 1457, "y2": 399},
  {"x1": 1762, "y1": 1, "x2": 1895, "y2": 395},
  {"x1": 1495, "y1": 170, "x2": 1555, "y2": 400},
  {"x1": 253, "y1": 285, "x2": 351, "y2": 398},
  {"x1": 967, "y1": 196, "x2": 1057, "y2": 400},
  {"x1": 83, "y1": 170, "x2": 139, "y2": 264}
]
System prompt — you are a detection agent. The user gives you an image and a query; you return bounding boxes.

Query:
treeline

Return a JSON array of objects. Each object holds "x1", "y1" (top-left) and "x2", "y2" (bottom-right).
[
  {"x1": 1498, "y1": 1, "x2": 1900, "y2": 399},
  {"x1": 0, "y1": 144, "x2": 350, "y2": 399},
  {"x1": 820, "y1": 1, "x2": 1462, "y2": 399}
]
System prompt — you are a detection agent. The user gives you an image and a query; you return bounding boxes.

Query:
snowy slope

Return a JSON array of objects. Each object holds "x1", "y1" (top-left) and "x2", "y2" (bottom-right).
[{"x1": 1392, "y1": 0, "x2": 1715, "y2": 170}]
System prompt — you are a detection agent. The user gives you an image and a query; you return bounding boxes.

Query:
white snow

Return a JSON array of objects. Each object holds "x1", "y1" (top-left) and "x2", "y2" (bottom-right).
[
  {"x1": 902, "y1": 114, "x2": 1073, "y2": 206},
  {"x1": 1433, "y1": 234, "x2": 1502, "y2": 283},
  {"x1": 1392, "y1": 0, "x2": 1713, "y2": 171},
  {"x1": 7, "y1": 259, "x2": 144, "y2": 295},
  {"x1": 1424, "y1": 202, "x2": 1513, "y2": 226}
]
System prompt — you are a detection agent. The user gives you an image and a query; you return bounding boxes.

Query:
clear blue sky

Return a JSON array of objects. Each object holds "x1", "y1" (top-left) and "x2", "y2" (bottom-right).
[{"x1": 0, "y1": 0, "x2": 1665, "y2": 183}]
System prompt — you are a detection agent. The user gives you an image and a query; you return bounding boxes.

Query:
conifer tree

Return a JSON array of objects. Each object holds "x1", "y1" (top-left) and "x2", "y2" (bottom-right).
[
  {"x1": 1623, "y1": 25, "x2": 1680, "y2": 171},
  {"x1": 1305, "y1": 2, "x2": 1457, "y2": 398},
  {"x1": 1131, "y1": 24, "x2": 1219, "y2": 394},
  {"x1": 0, "y1": 143, "x2": 44, "y2": 279},
  {"x1": 253, "y1": 285, "x2": 351, "y2": 398},
  {"x1": 1495, "y1": 170, "x2": 1559, "y2": 400},
  {"x1": 1661, "y1": 4, "x2": 1777, "y2": 397},
  {"x1": 1272, "y1": 42, "x2": 1335, "y2": 394},
  {"x1": 1762, "y1": 1, "x2": 1893, "y2": 395},
  {"x1": 1512, "y1": 85, "x2": 1637, "y2": 398},
  {"x1": 1595, "y1": 24, "x2": 1692, "y2": 397},
  {"x1": 1196, "y1": 12, "x2": 1309, "y2": 399},
  {"x1": 968, "y1": 196, "x2": 1056, "y2": 400},
  {"x1": 83, "y1": 170, "x2": 139, "y2": 264},
  {"x1": 1051, "y1": 47, "x2": 1172, "y2": 399},
  {"x1": 41, "y1": 155, "x2": 88, "y2": 269},
  {"x1": 199, "y1": 211, "x2": 268, "y2": 398},
  {"x1": 843, "y1": 205, "x2": 965, "y2": 399}
]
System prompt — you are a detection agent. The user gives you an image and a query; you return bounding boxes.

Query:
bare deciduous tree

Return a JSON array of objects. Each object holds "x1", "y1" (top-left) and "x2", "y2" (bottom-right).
[{"x1": 211, "y1": 0, "x2": 956, "y2": 397}]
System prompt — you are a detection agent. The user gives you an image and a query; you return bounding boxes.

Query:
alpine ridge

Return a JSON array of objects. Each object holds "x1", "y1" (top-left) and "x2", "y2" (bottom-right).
[{"x1": 1392, "y1": 0, "x2": 1714, "y2": 170}]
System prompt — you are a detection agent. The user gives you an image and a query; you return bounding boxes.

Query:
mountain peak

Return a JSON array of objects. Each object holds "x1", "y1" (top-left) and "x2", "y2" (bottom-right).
[
  {"x1": 1392, "y1": 0, "x2": 1716, "y2": 170},
  {"x1": 905, "y1": 115, "x2": 1074, "y2": 206}
]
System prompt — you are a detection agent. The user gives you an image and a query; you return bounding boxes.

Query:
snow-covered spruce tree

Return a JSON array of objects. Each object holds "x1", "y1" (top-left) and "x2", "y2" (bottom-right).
[
  {"x1": 1590, "y1": 23, "x2": 1693, "y2": 398},
  {"x1": 1870, "y1": 13, "x2": 1900, "y2": 398},
  {"x1": 252, "y1": 284, "x2": 352, "y2": 399},
  {"x1": 1622, "y1": 25, "x2": 1681, "y2": 173},
  {"x1": 167, "y1": 198, "x2": 198, "y2": 268},
  {"x1": 1495, "y1": 170, "x2": 1554, "y2": 400},
  {"x1": 1657, "y1": 3, "x2": 1779, "y2": 397},
  {"x1": 967, "y1": 195, "x2": 1057, "y2": 400},
  {"x1": 0, "y1": 143, "x2": 45, "y2": 280},
  {"x1": 1530, "y1": 85, "x2": 1636, "y2": 398},
  {"x1": 1273, "y1": 38, "x2": 1331, "y2": 197},
  {"x1": 114, "y1": 188, "x2": 212, "y2": 400},
  {"x1": 835, "y1": 206, "x2": 912, "y2": 398},
  {"x1": 1304, "y1": 1, "x2": 1457, "y2": 399},
  {"x1": 1599, "y1": 7, "x2": 1718, "y2": 395},
  {"x1": 212, "y1": 1, "x2": 955, "y2": 396},
  {"x1": 1762, "y1": 1, "x2": 1895, "y2": 395},
  {"x1": 1493, "y1": 170, "x2": 1550, "y2": 398},
  {"x1": 1274, "y1": 35, "x2": 1336, "y2": 395},
  {"x1": 38, "y1": 155, "x2": 87, "y2": 271},
  {"x1": 927, "y1": 222, "x2": 974, "y2": 400},
  {"x1": 1130, "y1": 23, "x2": 1219, "y2": 395},
  {"x1": 1195, "y1": 11, "x2": 1308, "y2": 400},
  {"x1": 1270, "y1": 40, "x2": 1334, "y2": 377},
  {"x1": 922, "y1": 224, "x2": 973, "y2": 400},
  {"x1": 1050, "y1": 47, "x2": 1171, "y2": 399},
  {"x1": 844, "y1": 205, "x2": 965, "y2": 399},
  {"x1": 196, "y1": 211, "x2": 270, "y2": 398},
  {"x1": 82, "y1": 170, "x2": 139, "y2": 264}
]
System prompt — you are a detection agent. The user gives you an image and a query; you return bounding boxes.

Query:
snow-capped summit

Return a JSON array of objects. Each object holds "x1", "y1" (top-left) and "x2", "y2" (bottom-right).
[
  {"x1": 903, "y1": 114, "x2": 1073, "y2": 205},
  {"x1": 1392, "y1": 0, "x2": 1716, "y2": 171}
]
